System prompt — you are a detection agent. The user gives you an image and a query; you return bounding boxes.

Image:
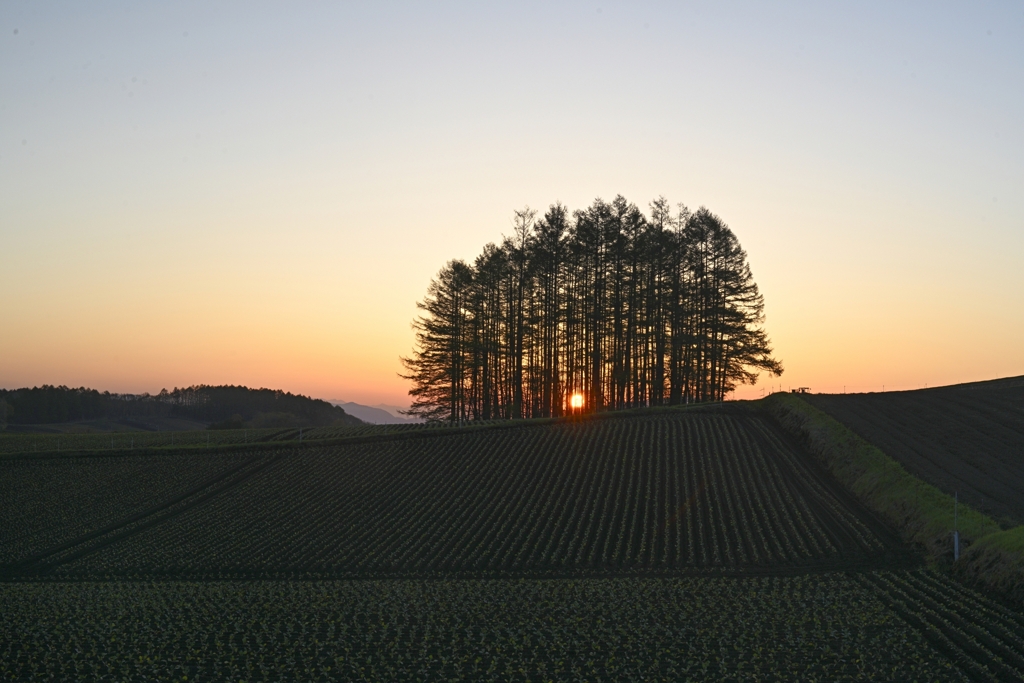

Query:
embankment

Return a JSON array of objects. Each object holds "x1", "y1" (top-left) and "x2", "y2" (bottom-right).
[{"x1": 763, "y1": 392, "x2": 1024, "y2": 606}]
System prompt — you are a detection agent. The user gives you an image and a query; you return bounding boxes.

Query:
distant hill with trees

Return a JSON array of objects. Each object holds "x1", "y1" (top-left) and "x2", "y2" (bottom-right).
[{"x1": 0, "y1": 385, "x2": 362, "y2": 432}]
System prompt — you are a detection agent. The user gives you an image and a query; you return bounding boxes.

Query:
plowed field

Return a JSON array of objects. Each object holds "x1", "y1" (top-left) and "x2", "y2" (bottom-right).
[
  {"x1": 3, "y1": 404, "x2": 1023, "y2": 681},
  {"x1": 805, "y1": 376, "x2": 1024, "y2": 526},
  {"x1": 2, "y1": 407, "x2": 909, "y2": 580}
]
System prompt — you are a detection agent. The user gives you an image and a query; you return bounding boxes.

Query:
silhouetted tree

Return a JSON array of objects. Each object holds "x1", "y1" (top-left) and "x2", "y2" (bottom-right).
[
  {"x1": 401, "y1": 260, "x2": 475, "y2": 421},
  {"x1": 402, "y1": 196, "x2": 783, "y2": 421}
]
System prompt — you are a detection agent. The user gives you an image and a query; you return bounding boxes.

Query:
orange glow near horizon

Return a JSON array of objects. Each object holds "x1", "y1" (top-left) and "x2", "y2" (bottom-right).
[
  {"x1": 570, "y1": 394, "x2": 584, "y2": 409},
  {"x1": 1, "y1": 5, "x2": 1022, "y2": 408}
]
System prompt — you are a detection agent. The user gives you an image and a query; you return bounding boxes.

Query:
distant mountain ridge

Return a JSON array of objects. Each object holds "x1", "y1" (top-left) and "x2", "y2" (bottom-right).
[{"x1": 330, "y1": 401, "x2": 422, "y2": 425}]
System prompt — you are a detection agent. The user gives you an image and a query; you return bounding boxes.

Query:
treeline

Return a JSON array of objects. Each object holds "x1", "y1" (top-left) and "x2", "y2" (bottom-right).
[
  {"x1": 0, "y1": 385, "x2": 361, "y2": 429},
  {"x1": 402, "y1": 196, "x2": 782, "y2": 421},
  {"x1": 0, "y1": 386, "x2": 118, "y2": 425},
  {"x1": 161, "y1": 386, "x2": 361, "y2": 428}
]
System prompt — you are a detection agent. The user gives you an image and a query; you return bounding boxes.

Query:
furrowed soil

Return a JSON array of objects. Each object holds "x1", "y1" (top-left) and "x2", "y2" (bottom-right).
[
  {"x1": 2, "y1": 403, "x2": 1023, "y2": 681},
  {"x1": 2, "y1": 405, "x2": 912, "y2": 580},
  {"x1": 804, "y1": 376, "x2": 1024, "y2": 527}
]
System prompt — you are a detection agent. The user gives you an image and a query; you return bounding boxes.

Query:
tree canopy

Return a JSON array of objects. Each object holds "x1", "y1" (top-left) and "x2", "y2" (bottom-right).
[{"x1": 402, "y1": 196, "x2": 782, "y2": 421}]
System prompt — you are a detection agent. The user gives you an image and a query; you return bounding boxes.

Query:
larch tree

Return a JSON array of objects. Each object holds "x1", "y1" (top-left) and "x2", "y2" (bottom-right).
[{"x1": 401, "y1": 196, "x2": 782, "y2": 421}]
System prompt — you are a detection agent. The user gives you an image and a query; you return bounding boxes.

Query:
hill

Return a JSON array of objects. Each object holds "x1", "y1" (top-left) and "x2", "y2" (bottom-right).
[
  {"x1": 804, "y1": 376, "x2": 1024, "y2": 527},
  {"x1": 331, "y1": 401, "x2": 423, "y2": 425},
  {"x1": 0, "y1": 384, "x2": 363, "y2": 433},
  {"x1": 3, "y1": 403, "x2": 1024, "y2": 680},
  {"x1": 0, "y1": 404, "x2": 911, "y2": 579}
]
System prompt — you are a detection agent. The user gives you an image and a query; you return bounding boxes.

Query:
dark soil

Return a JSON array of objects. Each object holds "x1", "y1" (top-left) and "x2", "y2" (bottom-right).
[{"x1": 805, "y1": 376, "x2": 1024, "y2": 527}]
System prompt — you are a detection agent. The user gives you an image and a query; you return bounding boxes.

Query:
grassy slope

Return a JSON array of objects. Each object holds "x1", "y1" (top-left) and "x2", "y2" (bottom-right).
[
  {"x1": 952, "y1": 526, "x2": 1024, "y2": 606},
  {"x1": 763, "y1": 392, "x2": 1024, "y2": 605}
]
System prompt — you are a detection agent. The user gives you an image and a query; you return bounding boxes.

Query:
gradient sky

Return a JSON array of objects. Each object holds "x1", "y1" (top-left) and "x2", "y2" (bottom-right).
[{"x1": 2, "y1": 1, "x2": 1022, "y2": 406}]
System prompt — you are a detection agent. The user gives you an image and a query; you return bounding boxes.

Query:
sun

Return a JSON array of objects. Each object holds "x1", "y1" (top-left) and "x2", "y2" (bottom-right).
[{"x1": 569, "y1": 393, "x2": 584, "y2": 409}]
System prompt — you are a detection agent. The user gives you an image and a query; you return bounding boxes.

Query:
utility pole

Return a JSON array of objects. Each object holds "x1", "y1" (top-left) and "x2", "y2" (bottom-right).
[{"x1": 953, "y1": 491, "x2": 960, "y2": 561}]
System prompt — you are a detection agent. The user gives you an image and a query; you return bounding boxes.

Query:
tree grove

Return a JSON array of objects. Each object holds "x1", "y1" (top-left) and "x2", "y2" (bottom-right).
[{"x1": 402, "y1": 196, "x2": 783, "y2": 421}]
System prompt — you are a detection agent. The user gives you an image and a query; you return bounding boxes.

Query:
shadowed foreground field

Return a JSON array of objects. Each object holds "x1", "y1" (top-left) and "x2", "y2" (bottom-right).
[
  {"x1": 2, "y1": 572, "x2": 1010, "y2": 682},
  {"x1": 2, "y1": 404, "x2": 1023, "y2": 681}
]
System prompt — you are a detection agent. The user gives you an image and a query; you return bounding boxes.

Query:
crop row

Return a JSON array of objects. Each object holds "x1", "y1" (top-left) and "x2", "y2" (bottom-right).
[
  {"x1": 0, "y1": 573, "x2": 972, "y2": 681},
  {"x1": 0, "y1": 428, "x2": 291, "y2": 455},
  {"x1": 53, "y1": 412, "x2": 900, "y2": 578},
  {"x1": 0, "y1": 420, "x2": 494, "y2": 456},
  {"x1": 860, "y1": 569, "x2": 1024, "y2": 681},
  {"x1": 0, "y1": 452, "x2": 257, "y2": 565},
  {"x1": 297, "y1": 420, "x2": 507, "y2": 440}
]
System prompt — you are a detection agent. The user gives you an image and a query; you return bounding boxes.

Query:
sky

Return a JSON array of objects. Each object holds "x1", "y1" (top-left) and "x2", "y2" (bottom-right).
[{"x1": 1, "y1": 1, "x2": 1022, "y2": 406}]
